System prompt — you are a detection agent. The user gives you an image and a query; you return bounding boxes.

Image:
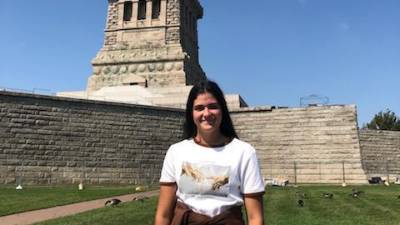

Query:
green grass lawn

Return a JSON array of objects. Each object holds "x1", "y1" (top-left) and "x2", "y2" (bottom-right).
[
  {"x1": 0, "y1": 184, "x2": 148, "y2": 216},
  {"x1": 265, "y1": 185, "x2": 400, "y2": 225},
  {"x1": 34, "y1": 197, "x2": 158, "y2": 225},
  {"x1": 31, "y1": 185, "x2": 400, "y2": 225}
]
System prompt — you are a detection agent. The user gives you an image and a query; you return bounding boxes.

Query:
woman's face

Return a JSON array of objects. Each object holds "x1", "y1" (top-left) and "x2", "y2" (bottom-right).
[{"x1": 192, "y1": 92, "x2": 222, "y2": 135}]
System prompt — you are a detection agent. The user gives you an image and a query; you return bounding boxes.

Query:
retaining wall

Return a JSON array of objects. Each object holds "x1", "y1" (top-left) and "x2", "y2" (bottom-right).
[
  {"x1": 0, "y1": 91, "x2": 184, "y2": 184},
  {"x1": 2, "y1": 91, "x2": 399, "y2": 185},
  {"x1": 359, "y1": 129, "x2": 400, "y2": 181},
  {"x1": 231, "y1": 105, "x2": 368, "y2": 184}
]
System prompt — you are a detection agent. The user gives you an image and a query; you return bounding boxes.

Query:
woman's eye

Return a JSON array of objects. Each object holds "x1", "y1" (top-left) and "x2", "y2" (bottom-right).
[
  {"x1": 193, "y1": 103, "x2": 219, "y2": 111},
  {"x1": 194, "y1": 105, "x2": 205, "y2": 111},
  {"x1": 207, "y1": 103, "x2": 219, "y2": 109}
]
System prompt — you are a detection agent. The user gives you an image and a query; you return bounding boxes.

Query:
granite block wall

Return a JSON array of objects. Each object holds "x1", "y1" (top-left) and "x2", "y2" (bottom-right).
[
  {"x1": 230, "y1": 105, "x2": 368, "y2": 184},
  {"x1": 359, "y1": 129, "x2": 400, "y2": 181},
  {"x1": 1, "y1": 91, "x2": 399, "y2": 185},
  {"x1": 0, "y1": 91, "x2": 184, "y2": 184}
]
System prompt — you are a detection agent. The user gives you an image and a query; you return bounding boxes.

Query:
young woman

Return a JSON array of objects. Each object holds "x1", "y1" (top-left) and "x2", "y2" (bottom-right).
[{"x1": 155, "y1": 80, "x2": 265, "y2": 225}]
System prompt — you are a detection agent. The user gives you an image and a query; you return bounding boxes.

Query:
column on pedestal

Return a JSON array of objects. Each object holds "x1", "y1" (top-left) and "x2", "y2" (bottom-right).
[
  {"x1": 117, "y1": 2, "x2": 124, "y2": 27},
  {"x1": 132, "y1": 0, "x2": 139, "y2": 25},
  {"x1": 146, "y1": 0, "x2": 153, "y2": 26},
  {"x1": 159, "y1": 0, "x2": 167, "y2": 25}
]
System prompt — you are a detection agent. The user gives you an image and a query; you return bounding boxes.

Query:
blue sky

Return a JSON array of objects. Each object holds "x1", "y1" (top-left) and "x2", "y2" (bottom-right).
[{"x1": 0, "y1": 0, "x2": 399, "y2": 126}]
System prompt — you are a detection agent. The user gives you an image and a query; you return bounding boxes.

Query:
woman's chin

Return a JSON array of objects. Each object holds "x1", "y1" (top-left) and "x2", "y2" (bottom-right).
[{"x1": 198, "y1": 125, "x2": 217, "y2": 133}]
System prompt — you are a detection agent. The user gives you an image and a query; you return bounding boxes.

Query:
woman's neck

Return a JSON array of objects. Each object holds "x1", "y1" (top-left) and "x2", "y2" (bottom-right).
[{"x1": 194, "y1": 131, "x2": 227, "y2": 147}]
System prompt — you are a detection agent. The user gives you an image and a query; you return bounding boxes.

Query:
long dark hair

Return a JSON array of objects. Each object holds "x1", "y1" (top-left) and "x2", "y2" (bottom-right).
[{"x1": 183, "y1": 80, "x2": 238, "y2": 139}]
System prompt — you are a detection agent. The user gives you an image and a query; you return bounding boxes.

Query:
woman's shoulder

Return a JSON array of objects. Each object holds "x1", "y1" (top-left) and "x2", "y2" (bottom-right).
[
  {"x1": 169, "y1": 138, "x2": 194, "y2": 150},
  {"x1": 230, "y1": 138, "x2": 256, "y2": 153}
]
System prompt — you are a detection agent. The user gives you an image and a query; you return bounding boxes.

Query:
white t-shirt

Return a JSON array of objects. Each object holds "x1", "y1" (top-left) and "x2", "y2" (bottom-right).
[{"x1": 160, "y1": 138, "x2": 265, "y2": 217}]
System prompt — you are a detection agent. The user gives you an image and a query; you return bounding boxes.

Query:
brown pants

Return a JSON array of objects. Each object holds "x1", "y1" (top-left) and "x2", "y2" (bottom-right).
[{"x1": 170, "y1": 201, "x2": 244, "y2": 225}]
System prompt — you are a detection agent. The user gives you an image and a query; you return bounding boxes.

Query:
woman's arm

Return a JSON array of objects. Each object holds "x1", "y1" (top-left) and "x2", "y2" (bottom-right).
[
  {"x1": 244, "y1": 195, "x2": 264, "y2": 225},
  {"x1": 154, "y1": 184, "x2": 177, "y2": 225}
]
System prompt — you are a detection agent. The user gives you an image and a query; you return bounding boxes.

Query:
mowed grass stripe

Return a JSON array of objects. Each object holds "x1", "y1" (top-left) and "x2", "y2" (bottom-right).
[
  {"x1": 266, "y1": 187, "x2": 318, "y2": 225},
  {"x1": 0, "y1": 185, "x2": 142, "y2": 216},
  {"x1": 33, "y1": 197, "x2": 158, "y2": 225},
  {"x1": 358, "y1": 197, "x2": 398, "y2": 219},
  {"x1": 264, "y1": 185, "x2": 400, "y2": 225}
]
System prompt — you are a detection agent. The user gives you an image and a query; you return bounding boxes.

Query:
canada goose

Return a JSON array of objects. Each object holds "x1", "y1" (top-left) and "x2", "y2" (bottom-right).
[
  {"x1": 132, "y1": 196, "x2": 149, "y2": 202},
  {"x1": 297, "y1": 199, "x2": 304, "y2": 207},
  {"x1": 322, "y1": 193, "x2": 334, "y2": 199},
  {"x1": 350, "y1": 189, "x2": 364, "y2": 198},
  {"x1": 105, "y1": 198, "x2": 122, "y2": 206}
]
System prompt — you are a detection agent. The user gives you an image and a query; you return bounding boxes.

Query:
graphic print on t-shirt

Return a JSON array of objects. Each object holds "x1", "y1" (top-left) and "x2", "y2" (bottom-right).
[{"x1": 179, "y1": 161, "x2": 230, "y2": 197}]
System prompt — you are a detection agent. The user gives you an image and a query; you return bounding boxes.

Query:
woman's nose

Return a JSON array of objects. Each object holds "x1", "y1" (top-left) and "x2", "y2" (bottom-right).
[{"x1": 203, "y1": 107, "x2": 210, "y2": 116}]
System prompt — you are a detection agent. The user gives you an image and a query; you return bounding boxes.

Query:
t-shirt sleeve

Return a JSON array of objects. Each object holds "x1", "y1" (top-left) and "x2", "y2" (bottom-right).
[
  {"x1": 240, "y1": 147, "x2": 265, "y2": 196},
  {"x1": 159, "y1": 146, "x2": 176, "y2": 184}
]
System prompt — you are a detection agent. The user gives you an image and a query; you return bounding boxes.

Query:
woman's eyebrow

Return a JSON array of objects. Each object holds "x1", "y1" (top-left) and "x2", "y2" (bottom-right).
[
  {"x1": 194, "y1": 102, "x2": 218, "y2": 106},
  {"x1": 193, "y1": 103, "x2": 219, "y2": 108}
]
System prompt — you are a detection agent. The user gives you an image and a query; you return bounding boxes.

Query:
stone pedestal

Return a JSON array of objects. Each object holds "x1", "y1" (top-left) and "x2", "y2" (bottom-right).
[{"x1": 87, "y1": 0, "x2": 206, "y2": 93}]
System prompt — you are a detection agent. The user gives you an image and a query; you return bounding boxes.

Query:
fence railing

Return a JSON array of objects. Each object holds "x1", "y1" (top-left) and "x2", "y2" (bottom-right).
[
  {"x1": 261, "y1": 160, "x2": 400, "y2": 184},
  {"x1": 0, "y1": 87, "x2": 55, "y2": 96}
]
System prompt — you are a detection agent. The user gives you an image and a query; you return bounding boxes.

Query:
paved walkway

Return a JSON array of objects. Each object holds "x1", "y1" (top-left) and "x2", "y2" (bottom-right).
[{"x1": 0, "y1": 190, "x2": 159, "y2": 225}]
